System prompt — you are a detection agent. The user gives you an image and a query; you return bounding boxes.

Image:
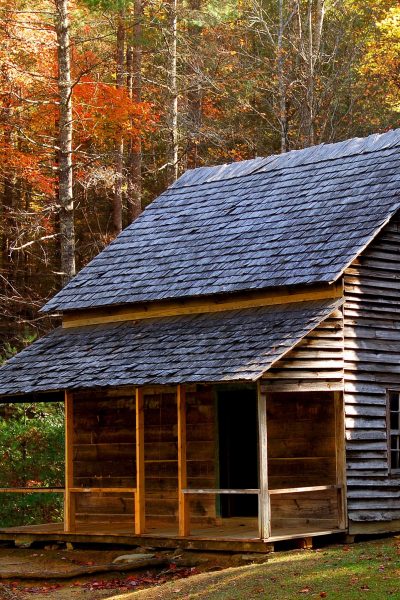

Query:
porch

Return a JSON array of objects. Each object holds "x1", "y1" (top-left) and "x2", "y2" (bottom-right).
[{"x1": 0, "y1": 383, "x2": 347, "y2": 551}]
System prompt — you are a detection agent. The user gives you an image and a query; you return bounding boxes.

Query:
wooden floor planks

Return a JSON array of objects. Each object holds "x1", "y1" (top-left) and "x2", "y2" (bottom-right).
[{"x1": 0, "y1": 517, "x2": 344, "y2": 551}]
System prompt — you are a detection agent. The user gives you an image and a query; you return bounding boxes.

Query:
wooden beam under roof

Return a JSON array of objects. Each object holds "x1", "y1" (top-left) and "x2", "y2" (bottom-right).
[{"x1": 62, "y1": 282, "x2": 343, "y2": 328}]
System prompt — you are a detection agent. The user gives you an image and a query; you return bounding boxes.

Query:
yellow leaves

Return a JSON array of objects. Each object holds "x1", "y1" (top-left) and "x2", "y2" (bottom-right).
[{"x1": 359, "y1": 5, "x2": 400, "y2": 112}]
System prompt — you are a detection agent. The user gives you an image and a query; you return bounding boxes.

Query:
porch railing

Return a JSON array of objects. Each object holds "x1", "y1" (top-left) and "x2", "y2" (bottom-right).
[
  {"x1": 181, "y1": 484, "x2": 344, "y2": 539},
  {"x1": 0, "y1": 487, "x2": 137, "y2": 534}
]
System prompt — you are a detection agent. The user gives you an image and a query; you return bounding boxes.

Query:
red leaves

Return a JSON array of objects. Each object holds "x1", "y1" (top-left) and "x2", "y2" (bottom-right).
[
  {"x1": 71, "y1": 566, "x2": 199, "y2": 593},
  {"x1": 6, "y1": 565, "x2": 199, "y2": 596},
  {"x1": 9, "y1": 582, "x2": 61, "y2": 594}
]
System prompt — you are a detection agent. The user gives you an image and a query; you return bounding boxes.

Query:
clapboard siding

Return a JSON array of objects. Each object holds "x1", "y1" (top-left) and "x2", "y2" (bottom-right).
[
  {"x1": 72, "y1": 388, "x2": 136, "y2": 526},
  {"x1": 344, "y1": 216, "x2": 400, "y2": 527},
  {"x1": 262, "y1": 309, "x2": 344, "y2": 391},
  {"x1": 143, "y1": 384, "x2": 216, "y2": 527},
  {"x1": 72, "y1": 385, "x2": 217, "y2": 528},
  {"x1": 267, "y1": 392, "x2": 337, "y2": 490}
]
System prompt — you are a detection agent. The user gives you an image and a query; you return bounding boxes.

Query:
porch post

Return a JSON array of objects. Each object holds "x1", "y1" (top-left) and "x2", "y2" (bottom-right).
[
  {"x1": 257, "y1": 382, "x2": 271, "y2": 540},
  {"x1": 135, "y1": 387, "x2": 145, "y2": 534},
  {"x1": 177, "y1": 384, "x2": 189, "y2": 536},
  {"x1": 334, "y1": 391, "x2": 348, "y2": 530},
  {"x1": 64, "y1": 390, "x2": 75, "y2": 532}
]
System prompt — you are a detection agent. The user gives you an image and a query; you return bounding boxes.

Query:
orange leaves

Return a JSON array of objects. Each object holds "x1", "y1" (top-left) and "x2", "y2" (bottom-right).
[
  {"x1": 202, "y1": 97, "x2": 222, "y2": 120},
  {"x1": 73, "y1": 76, "x2": 157, "y2": 148},
  {"x1": 0, "y1": 141, "x2": 54, "y2": 196}
]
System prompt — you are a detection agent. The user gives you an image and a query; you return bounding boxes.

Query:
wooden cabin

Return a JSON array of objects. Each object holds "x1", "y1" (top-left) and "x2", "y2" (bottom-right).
[{"x1": 1, "y1": 130, "x2": 400, "y2": 551}]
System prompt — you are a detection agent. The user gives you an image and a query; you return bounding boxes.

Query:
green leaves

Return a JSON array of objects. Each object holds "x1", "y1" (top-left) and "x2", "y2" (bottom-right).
[{"x1": 0, "y1": 402, "x2": 64, "y2": 527}]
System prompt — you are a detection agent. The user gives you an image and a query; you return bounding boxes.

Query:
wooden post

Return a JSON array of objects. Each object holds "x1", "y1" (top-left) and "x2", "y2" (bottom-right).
[
  {"x1": 257, "y1": 382, "x2": 271, "y2": 540},
  {"x1": 64, "y1": 390, "x2": 75, "y2": 532},
  {"x1": 135, "y1": 387, "x2": 145, "y2": 534},
  {"x1": 334, "y1": 390, "x2": 348, "y2": 530},
  {"x1": 177, "y1": 384, "x2": 189, "y2": 536}
]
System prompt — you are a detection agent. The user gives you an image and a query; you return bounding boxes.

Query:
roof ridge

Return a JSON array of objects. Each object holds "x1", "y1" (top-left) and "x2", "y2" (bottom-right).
[
  {"x1": 171, "y1": 128, "x2": 400, "y2": 190},
  {"x1": 40, "y1": 127, "x2": 400, "y2": 314}
]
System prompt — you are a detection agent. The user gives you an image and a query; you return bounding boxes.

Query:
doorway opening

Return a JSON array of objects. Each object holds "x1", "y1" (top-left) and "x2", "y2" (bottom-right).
[{"x1": 217, "y1": 388, "x2": 258, "y2": 518}]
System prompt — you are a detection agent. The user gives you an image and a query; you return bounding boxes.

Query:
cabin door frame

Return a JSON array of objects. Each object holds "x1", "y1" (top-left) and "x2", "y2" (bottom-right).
[{"x1": 216, "y1": 386, "x2": 259, "y2": 518}]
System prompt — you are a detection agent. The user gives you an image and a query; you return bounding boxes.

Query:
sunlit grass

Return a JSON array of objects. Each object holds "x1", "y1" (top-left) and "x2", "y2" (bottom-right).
[{"x1": 114, "y1": 537, "x2": 400, "y2": 599}]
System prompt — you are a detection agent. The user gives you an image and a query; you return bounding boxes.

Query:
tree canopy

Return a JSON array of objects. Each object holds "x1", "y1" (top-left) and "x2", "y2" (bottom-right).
[{"x1": 0, "y1": 0, "x2": 399, "y2": 351}]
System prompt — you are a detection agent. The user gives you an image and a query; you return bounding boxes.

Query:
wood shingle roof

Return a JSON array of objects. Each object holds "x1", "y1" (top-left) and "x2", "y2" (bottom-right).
[
  {"x1": 42, "y1": 129, "x2": 400, "y2": 313},
  {"x1": 0, "y1": 298, "x2": 341, "y2": 395}
]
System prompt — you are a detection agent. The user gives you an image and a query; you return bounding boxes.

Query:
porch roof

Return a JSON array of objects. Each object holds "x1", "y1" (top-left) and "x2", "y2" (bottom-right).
[{"x1": 0, "y1": 298, "x2": 341, "y2": 397}]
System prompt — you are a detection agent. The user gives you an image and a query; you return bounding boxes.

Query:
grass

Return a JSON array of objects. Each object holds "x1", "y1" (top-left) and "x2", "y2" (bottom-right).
[{"x1": 114, "y1": 537, "x2": 400, "y2": 600}]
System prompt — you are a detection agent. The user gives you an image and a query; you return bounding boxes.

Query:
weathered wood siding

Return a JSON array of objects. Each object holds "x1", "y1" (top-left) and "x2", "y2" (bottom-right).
[
  {"x1": 262, "y1": 309, "x2": 344, "y2": 392},
  {"x1": 143, "y1": 384, "x2": 217, "y2": 528},
  {"x1": 267, "y1": 392, "x2": 339, "y2": 531},
  {"x1": 72, "y1": 385, "x2": 217, "y2": 529},
  {"x1": 73, "y1": 388, "x2": 136, "y2": 526},
  {"x1": 344, "y1": 216, "x2": 400, "y2": 529},
  {"x1": 186, "y1": 385, "x2": 218, "y2": 525},
  {"x1": 267, "y1": 392, "x2": 337, "y2": 490},
  {"x1": 143, "y1": 386, "x2": 178, "y2": 527}
]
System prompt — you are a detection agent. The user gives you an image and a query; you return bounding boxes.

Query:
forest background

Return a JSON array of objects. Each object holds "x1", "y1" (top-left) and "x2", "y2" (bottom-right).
[{"x1": 0, "y1": 0, "x2": 399, "y2": 526}]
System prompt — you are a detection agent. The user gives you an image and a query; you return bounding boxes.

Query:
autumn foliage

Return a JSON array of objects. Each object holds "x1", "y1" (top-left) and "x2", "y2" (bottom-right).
[{"x1": 0, "y1": 0, "x2": 399, "y2": 351}]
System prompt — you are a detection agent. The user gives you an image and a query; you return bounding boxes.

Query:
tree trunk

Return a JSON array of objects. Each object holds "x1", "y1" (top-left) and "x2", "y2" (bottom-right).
[
  {"x1": 1, "y1": 97, "x2": 15, "y2": 288},
  {"x1": 126, "y1": 0, "x2": 142, "y2": 222},
  {"x1": 306, "y1": 0, "x2": 314, "y2": 146},
  {"x1": 305, "y1": 0, "x2": 325, "y2": 146},
  {"x1": 55, "y1": 0, "x2": 75, "y2": 284},
  {"x1": 277, "y1": 0, "x2": 287, "y2": 153},
  {"x1": 186, "y1": 0, "x2": 202, "y2": 169},
  {"x1": 170, "y1": 0, "x2": 179, "y2": 181},
  {"x1": 1, "y1": 173, "x2": 15, "y2": 287},
  {"x1": 113, "y1": 10, "x2": 125, "y2": 234}
]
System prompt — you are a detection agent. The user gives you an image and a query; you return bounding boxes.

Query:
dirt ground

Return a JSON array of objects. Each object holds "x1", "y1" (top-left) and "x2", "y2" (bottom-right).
[
  {"x1": 6, "y1": 538, "x2": 399, "y2": 600},
  {"x1": 0, "y1": 544, "x2": 255, "y2": 600}
]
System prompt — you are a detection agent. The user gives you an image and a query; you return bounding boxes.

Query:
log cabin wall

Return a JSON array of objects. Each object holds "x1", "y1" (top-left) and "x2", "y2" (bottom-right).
[
  {"x1": 143, "y1": 384, "x2": 216, "y2": 529},
  {"x1": 260, "y1": 313, "x2": 345, "y2": 532},
  {"x1": 186, "y1": 385, "x2": 218, "y2": 525},
  {"x1": 143, "y1": 386, "x2": 178, "y2": 529},
  {"x1": 344, "y1": 214, "x2": 400, "y2": 532},
  {"x1": 267, "y1": 392, "x2": 337, "y2": 490},
  {"x1": 267, "y1": 392, "x2": 339, "y2": 531},
  {"x1": 72, "y1": 385, "x2": 217, "y2": 530},
  {"x1": 72, "y1": 388, "x2": 136, "y2": 527}
]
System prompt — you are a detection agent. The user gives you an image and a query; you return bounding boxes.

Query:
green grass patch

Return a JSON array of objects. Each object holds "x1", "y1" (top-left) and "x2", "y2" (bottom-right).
[{"x1": 127, "y1": 537, "x2": 400, "y2": 600}]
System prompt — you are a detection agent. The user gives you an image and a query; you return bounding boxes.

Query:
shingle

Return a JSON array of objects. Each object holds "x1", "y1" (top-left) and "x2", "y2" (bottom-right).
[
  {"x1": 0, "y1": 299, "x2": 341, "y2": 395},
  {"x1": 41, "y1": 130, "x2": 400, "y2": 313}
]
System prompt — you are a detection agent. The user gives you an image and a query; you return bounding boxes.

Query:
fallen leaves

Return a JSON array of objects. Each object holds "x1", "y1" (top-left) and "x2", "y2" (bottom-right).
[
  {"x1": 71, "y1": 566, "x2": 200, "y2": 593},
  {"x1": 9, "y1": 582, "x2": 62, "y2": 594},
  {"x1": 4, "y1": 564, "x2": 200, "y2": 595}
]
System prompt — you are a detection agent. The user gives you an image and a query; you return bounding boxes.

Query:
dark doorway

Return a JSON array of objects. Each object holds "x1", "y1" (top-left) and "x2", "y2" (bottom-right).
[{"x1": 217, "y1": 388, "x2": 258, "y2": 517}]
